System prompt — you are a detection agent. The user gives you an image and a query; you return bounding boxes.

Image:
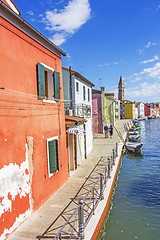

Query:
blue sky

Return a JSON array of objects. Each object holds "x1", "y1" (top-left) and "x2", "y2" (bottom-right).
[{"x1": 13, "y1": 0, "x2": 160, "y2": 102}]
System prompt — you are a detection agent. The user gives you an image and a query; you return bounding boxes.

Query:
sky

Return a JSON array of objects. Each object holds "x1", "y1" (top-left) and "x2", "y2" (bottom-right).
[{"x1": 13, "y1": 0, "x2": 160, "y2": 103}]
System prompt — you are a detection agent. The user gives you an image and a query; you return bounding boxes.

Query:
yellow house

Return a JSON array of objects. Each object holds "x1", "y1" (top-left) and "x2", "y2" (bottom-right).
[
  {"x1": 124, "y1": 100, "x2": 135, "y2": 119},
  {"x1": 101, "y1": 87, "x2": 115, "y2": 126}
]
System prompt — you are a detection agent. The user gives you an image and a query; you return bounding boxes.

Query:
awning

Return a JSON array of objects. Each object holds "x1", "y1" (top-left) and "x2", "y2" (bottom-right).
[
  {"x1": 65, "y1": 115, "x2": 86, "y2": 126},
  {"x1": 66, "y1": 127, "x2": 86, "y2": 136}
]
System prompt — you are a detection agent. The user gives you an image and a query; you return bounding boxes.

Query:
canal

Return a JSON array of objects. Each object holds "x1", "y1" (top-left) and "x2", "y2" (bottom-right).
[{"x1": 98, "y1": 119, "x2": 160, "y2": 240}]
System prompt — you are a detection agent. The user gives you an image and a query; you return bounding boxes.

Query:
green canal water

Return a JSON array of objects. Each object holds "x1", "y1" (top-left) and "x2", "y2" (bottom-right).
[{"x1": 99, "y1": 119, "x2": 160, "y2": 240}]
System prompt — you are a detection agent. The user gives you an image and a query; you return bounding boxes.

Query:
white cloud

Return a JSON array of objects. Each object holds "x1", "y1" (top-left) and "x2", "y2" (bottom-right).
[
  {"x1": 44, "y1": 0, "x2": 91, "y2": 45},
  {"x1": 130, "y1": 76, "x2": 142, "y2": 83},
  {"x1": 113, "y1": 61, "x2": 119, "y2": 65},
  {"x1": 143, "y1": 62, "x2": 160, "y2": 79},
  {"x1": 137, "y1": 42, "x2": 158, "y2": 54},
  {"x1": 145, "y1": 42, "x2": 151, "y2": 48},
  {"x1": 140, "y1": 55, "x2": 159, "y2": 64},
  {"x1": 126, "y1": 82, "x2": 160, "y2": 101},
  {"x1": 27, "y1": 10, "x2": 34, "y2": 16}
]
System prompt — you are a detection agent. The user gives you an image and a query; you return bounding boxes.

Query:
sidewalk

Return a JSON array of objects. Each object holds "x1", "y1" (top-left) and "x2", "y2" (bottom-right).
[{"x1": 8, "y1": 119, "x2": 129, "y2": 240}]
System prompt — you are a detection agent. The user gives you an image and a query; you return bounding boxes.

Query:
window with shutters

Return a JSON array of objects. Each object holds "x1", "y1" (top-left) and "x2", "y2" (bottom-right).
[
  {"x1": 47, "y1": 137, "x2": 59, "y2": 178},
  {"x1": 37, "y1": 63, "x2": 60, "y2": 101}
]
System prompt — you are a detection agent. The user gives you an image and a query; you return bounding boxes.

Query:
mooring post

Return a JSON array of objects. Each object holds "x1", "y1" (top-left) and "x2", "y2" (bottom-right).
[
  {"x1": 78, "y1": 200, "x2": 85, "y2": 240},
  {"x1": 100, "y1": 173, "x2": 104, "y2": 200},
  {"x1": 107, "y1": 158, "x2": 111, "y2": 178}
]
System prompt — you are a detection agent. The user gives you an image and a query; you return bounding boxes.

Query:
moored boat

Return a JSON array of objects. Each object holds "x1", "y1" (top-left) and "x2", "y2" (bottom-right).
[{"x1": 125, "y1": 141, "x2": 143, "y2": 153}]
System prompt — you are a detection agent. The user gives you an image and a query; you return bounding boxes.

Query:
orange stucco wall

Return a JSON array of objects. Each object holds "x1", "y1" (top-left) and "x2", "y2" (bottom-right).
[{"x1": 0, "y1": 16, "x2": 69, "y2": 239}]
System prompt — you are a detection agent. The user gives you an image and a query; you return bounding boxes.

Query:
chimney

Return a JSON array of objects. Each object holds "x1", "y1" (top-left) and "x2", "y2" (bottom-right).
[{"x1": 101, "y1": 87, "x2": 105, "y2": 92}]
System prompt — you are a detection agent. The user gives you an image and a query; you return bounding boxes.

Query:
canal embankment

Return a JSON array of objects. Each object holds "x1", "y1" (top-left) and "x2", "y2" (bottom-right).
[
  {"x1": 8, "y1": 119, "x2": 131, "y2": 240},
  {"x1": 98, "y1": 119, "x2": 160, "y2": 240}
]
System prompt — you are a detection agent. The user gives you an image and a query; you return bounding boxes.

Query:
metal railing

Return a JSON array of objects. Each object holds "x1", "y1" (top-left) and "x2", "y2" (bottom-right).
[{"x1": 37, "y1": 144, "x2": 118, "y2": 240}]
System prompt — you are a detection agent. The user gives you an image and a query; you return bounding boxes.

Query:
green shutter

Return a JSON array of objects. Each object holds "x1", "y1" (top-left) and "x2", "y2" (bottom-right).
[
  {"x1": 54, "y1": 71, "x2": 60, "y2": 100},
  {"x1": 37, "y1": 63, "x2": 45, "y2": 99},
  {"x1": 48, "y1": 140, "x2": 58, "y2": 174}
]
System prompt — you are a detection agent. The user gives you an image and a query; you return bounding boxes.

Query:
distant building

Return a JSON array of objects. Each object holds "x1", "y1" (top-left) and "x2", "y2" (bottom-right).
[
  {"x1": 115, "y1": 99, "x2": 120, "y2": 120},
  {"x1": 92, "y1": 89, "x2": 103, "y2": 134},
  {"x1": 118, "y1": 76, "x2": 124, "y2": 101},
  {"x1": 123, "y1": 100, "x2": 135, "y2": 119},
  {"x1": 101, "y1": 87, "x2": 115, "y2": 126},
  {"x1": 135, "y1": 102, "x2": 145, "y2": 118}
]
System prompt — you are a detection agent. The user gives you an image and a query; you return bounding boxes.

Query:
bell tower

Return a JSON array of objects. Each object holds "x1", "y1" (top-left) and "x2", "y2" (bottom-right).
[{"x1": 118, "y1": 76, "x2": 124, "y2": 101}]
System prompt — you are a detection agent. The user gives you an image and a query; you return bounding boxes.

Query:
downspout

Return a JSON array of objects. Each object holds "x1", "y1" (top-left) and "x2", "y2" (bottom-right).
[
  {"x1": 84, "y1": 123, "x2": 87, "y2": 159},
  {"x1": 69, "y1": 66, "x2": 72, "y2": 109}
]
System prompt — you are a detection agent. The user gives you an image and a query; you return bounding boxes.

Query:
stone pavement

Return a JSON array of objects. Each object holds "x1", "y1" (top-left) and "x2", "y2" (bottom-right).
[{"x1": 8, "y1": 119, "x2": 129, "y2": 240}]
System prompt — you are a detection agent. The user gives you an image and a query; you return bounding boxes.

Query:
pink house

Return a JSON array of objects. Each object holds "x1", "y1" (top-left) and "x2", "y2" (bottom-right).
[{"x1": 92, "y1": 89, "x2": 103, "y2": 134}]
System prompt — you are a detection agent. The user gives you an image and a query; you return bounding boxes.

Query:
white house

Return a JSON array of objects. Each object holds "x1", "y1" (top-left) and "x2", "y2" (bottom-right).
[
  {"x1": 62, "y1": 67, "x2": 94, "y2": 167},
  {"x1": 136, "y1": 102, "x2": 145, "y2": 118}
]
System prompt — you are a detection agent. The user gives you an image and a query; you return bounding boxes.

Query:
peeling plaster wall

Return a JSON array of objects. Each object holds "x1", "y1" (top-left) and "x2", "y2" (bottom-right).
[
  {"x1": 0, "y1": 144, "x2": 31, "y2": 239},
  {"x1": 27, "y1": 136, "x2": 34, "y2": 211}
]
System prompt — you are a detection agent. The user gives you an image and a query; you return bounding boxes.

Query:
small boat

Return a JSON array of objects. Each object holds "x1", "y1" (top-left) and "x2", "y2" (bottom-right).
[
  {"x1": 128, "y1": 135, "x2": 140, "y2": 142},
  {"x1": 129, "y1": 131, "x2": 139, "y2": 135},
  {"x1": 125, "y1": 141, "x2": 143, "y2": 153}
]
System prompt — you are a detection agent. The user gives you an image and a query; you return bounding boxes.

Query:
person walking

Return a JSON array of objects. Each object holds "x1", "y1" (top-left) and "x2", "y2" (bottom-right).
[
  {"x1": 109, "y1": 125, "x2": 113, "y2": 138},
  {"x1": 104, "y1": 125, "x2": 108, "y2": 138}
]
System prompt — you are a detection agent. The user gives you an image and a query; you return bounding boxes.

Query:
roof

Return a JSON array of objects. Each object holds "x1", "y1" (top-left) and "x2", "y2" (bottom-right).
[
  {"x1": 92, "y1": 89, "x2": 102, "y2": 94},
  {"x1": 65, "y1": 115, "x2": 86, "y2": 126},
  {"x1": 0, "y1": 0, "x2": 66, "y2": 57},
  {"x1": 105, "y1": 93, "x2": 114, "y2": 96},
  {"x1": 1, "y1": 0, "x2": 20, "y2": 15},
  {"x1": 62, "y1": 67, "x2": 95, "y2": 87},
  {"x1": 118, "y1": 76, "x2": 124, "y2": 87}
]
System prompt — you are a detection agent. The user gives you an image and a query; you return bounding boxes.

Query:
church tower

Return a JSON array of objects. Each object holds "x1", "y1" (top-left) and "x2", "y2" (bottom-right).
[{"x1": 118, "y1": 76, "x2": 124, "y2": 101}]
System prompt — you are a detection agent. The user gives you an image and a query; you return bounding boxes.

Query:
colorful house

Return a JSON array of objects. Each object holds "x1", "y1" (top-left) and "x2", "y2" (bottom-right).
[
  {"x1": 62, "y1": 67, "x2": 94, "y2": 163},
  {"x1": 144, "y1": 104, "x2": 150, "y2": 117},
  {"x1": 123, "y1": 100, "x2": 135, "y2": 119},
  {"x1": 92, "y1": 89, "x2": 103, "y2": 134},
  {"x1": 0, "y1": 1, "x2": 69, "y2": 239},
  {"x1": 135, "y1": 102, "x2": 145, "y2": 118},
  {"x1": 101, "y1": 87, "x2": 115, "y2": 126},
  {"x1": 115, "y1": 99, "x2": 120, "y2": 121}
]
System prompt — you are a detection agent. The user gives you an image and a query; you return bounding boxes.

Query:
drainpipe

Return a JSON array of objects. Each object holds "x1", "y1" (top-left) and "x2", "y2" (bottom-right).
[{"x1": 69, "y1": 66, "x2": 72, "y2": 109}]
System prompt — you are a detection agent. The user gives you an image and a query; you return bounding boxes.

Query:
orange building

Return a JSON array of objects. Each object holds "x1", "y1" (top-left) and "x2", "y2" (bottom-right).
[{"x1": 0, "y1": 1, "x2": 69, "y2": 239}]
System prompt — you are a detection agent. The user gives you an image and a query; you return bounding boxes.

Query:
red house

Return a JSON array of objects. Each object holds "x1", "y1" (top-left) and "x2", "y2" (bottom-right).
[{"x1": 0, "y1": 1, "x2": 69, "y2": 239}]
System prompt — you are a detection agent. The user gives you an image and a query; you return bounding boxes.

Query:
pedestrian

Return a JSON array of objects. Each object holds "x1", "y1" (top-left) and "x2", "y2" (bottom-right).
[
  {"x1": 104, "y1": 125, "x2": 108, "y2": 138},
  {"x1": 109, "y1": 125, "x2": 113, "y2": 138}
]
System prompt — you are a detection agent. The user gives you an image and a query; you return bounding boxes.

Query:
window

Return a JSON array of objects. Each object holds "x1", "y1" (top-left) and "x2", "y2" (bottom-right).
[
  {"x1": 88, "y1": 88, "x2": 90, "y2": 102},
  {"x1": 47, "y1": 137, "x2": 59, "y2": 177},
  {"x1": 37, "y1": 63, "x2": 60, "y2": 101},
  {"x1": 76, "y1": 82, "x2": 79, "y2": 92},
  {"x1": 83, "y1": 86, "x2": 86, "y2": 101}
]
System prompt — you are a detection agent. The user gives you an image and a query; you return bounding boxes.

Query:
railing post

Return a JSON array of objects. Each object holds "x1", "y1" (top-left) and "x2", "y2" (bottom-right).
[
  {"x1": 100, "y1": 173, "x2": 104, "y2": 200},
  {"x1": 116, "y1": 143, "x2": 118, "y2": 157},
  {"x1": 59, "y1": 233, "x2": 62, "y2": 240},
  {"x1": 92, "y1": 188, "x2": 95, "y2": 215},
  {"x1": 107, "y1": 158, "x2": 111, "y2": 178},
  {"x1": 78, "y1": 200, "x2": 85, "y2": 240},
  {"x1": 110, "y1": 155, "x2": 113, "y2": 170},
  {"x1": 112, "y1": 149, "x2": 115, "y2": 166},
  {"x1": 104, "y1": 167, "x2": 107, "y2": 186}
]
